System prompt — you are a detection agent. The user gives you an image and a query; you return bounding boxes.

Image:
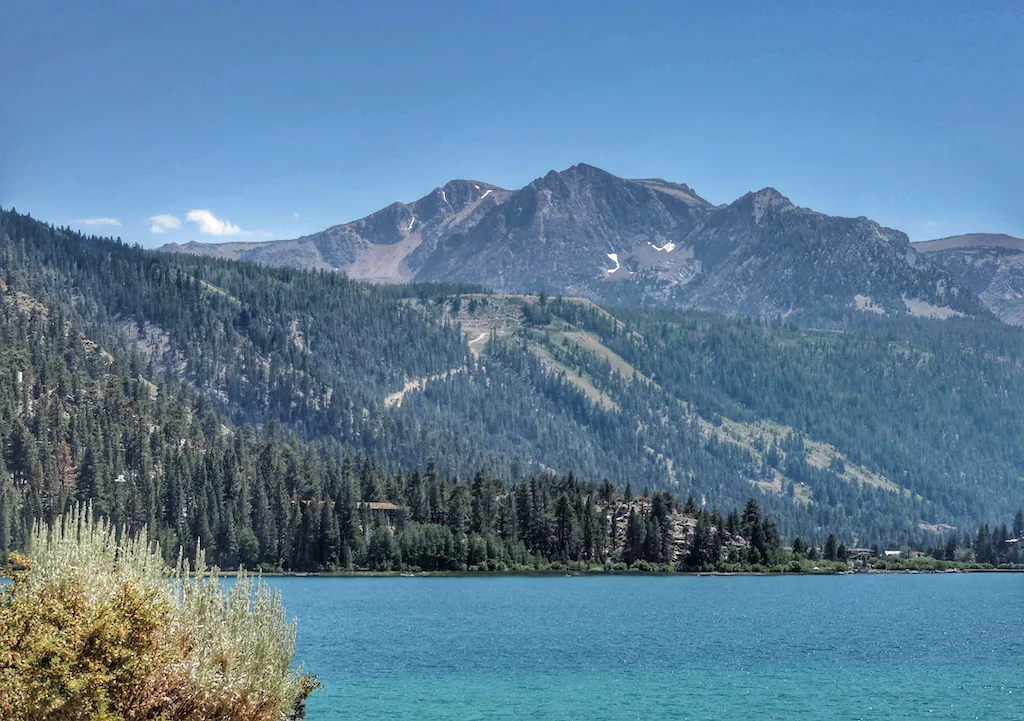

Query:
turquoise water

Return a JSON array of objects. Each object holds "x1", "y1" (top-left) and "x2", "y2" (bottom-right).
[{"x1": 270, "y1": 574, "x2": 1024, "y2": 720}]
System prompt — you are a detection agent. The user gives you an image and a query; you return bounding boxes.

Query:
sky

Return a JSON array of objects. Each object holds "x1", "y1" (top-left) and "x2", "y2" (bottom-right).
[{"x1": 1, "y1": 0, "x2": 1021, "y2": 246}]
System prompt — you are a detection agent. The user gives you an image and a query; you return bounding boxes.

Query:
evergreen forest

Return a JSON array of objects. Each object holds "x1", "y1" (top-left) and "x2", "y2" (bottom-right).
[{"x1": 2, "y1": 207, "x2": 1024, "y2": 564}]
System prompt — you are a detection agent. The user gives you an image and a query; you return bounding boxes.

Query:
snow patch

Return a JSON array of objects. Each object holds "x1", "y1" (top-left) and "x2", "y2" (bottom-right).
[
  {"x1": 605, "y1": 253, "x2": 621, "y2": 274},
  {"x1": 648, "y1": 241, "x2": 676, "y2": 252},
  {"x1": 441, "y1": 190, "x2": 448, "y2": 204},
  {"x1": 407, "y1": 217, "x2": 416, "y2": 232},
  {"x1": 480, "y1": 189, "x2": 493, "y2": 199}
]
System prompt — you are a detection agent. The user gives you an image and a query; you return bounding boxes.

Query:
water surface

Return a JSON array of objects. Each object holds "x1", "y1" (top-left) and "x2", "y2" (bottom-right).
[{"x1": 270, "y1": 574, "x2": 1024, "y2": 720}]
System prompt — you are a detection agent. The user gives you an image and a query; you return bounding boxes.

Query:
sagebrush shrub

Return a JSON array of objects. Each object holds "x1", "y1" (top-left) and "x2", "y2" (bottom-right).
[{"x1": 0, "y1": 506, "x2": 318, "y2": 721}]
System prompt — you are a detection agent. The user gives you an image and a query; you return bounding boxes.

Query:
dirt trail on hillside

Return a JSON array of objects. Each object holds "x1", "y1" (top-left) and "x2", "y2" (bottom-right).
[{"x1": 384, "y1": 367, "x2": 466, "y2": 408}]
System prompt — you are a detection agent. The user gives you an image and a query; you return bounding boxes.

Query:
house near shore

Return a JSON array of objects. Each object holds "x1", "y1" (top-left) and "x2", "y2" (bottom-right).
[
  {"x1": 846, "y1": 548, "x2": 875, "y2": 563},
  {"x1": 357, "y1": 501, "x2": 403, "y2": 529}
]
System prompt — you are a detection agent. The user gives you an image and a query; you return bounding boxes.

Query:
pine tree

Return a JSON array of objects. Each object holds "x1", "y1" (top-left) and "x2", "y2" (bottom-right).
[
  {"x1": 582, "y1": 495, "x2": 596, "y2": 561},
  {"x1": 823, "y1": 534, "x2": 838, "y2": 562},
  {"x1": 624, "y1": 508, "x2": 645, "y2": 565},
  {"x1": 0, "y1": 454, "x2": 13, "y2": 556},
  {"x1": 974, "y1": 524, "x2": 993, "y2": 564},
  {"x1": 470, "y1": 470, "x2": 490, "y2": 535},
  {"x1": 944, "y1": 534, "x2": 957, "y2": 561},
  {"x1": 686, "y1": 517, "x2": 717, "y2": 570}
]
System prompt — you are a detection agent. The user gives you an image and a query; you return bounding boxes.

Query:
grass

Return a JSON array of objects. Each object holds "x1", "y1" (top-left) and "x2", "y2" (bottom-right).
[
  {"x1": 527, "y1": 342, "x2": 619, "y2": 411},
  {"x1": 0, "y1": 506, "x2": 318, "y2": 721},
  {"x1": 547, "y1": 329, "x2": 647, "y2": 383}
]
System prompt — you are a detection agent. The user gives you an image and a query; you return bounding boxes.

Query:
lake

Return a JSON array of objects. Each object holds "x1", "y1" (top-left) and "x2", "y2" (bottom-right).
[{"x1": 270, "y1": 574, "x2": 1024, "y2": 720}]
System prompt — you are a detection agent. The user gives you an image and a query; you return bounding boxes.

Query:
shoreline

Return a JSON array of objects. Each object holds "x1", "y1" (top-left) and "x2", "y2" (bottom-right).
[{"x1": 220, "y1": 567, "x2": 1024, "y2": 578}]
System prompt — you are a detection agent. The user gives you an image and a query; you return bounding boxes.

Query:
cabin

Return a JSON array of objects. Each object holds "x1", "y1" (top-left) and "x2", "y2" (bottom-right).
[
  {"x1": 357, "y1": 501, "x2": 402, "y2": 528},
  {"x1": 846, "y1": 548, "x2": 874, "y2": 563}
]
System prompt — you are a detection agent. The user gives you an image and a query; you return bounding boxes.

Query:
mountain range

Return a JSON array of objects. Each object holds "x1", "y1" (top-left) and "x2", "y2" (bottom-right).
[
  {"x1": 8, "y1": 205, "x2": 1024, "y2": 548},
  {"x1": 914, "y1": 233, "x2": 1024, "y2": 325},
  {"x1": 161, "y1": 164, "x2": 994, "y2": 323}
]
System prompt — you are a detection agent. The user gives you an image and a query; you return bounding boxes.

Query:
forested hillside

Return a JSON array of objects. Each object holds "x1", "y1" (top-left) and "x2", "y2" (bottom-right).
[
  {"x1": 0, "y1": 208, "x2": 657, "y2": 483},
  {"x1": 525, "y1": 298, "x2": 1024, "y2": 535},
  {"x1": 2, "y1": 208, "x2": 1023, "y2": 549},
  {"x1": 0, "y1": 253, "x2": 787, "y2": 571},
  {"x1": 2, "y1": 208, "x2": 813, "y2": 531}
]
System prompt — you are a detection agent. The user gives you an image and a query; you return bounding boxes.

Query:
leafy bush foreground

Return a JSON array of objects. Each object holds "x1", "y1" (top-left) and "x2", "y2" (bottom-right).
[{"x1": 0, "y1": 507, "x2": 318, "y2": 720}]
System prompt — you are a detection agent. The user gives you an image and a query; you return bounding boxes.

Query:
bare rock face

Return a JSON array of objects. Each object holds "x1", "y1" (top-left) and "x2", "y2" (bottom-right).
[
  {"x1": 916, "y1": 234, "x2": 1024, "y2": 325},
  {"x1": 161, "y1": 164, "x2": 991, "y2": 322},
  {"x1": 653, "y1": 189, "x2": 985, "y2": 320},
  {"x1": 416, "y1": 163, "x2": 708, "y2": 297},
  {"x1": 161, "y1": 180, "x2": 510, "y2": 283}
]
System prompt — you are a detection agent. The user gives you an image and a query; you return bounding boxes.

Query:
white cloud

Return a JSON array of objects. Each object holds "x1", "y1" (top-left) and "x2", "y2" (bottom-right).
[
  {"x1": 186, "y1": 209, "x2": 242, "y2": 236},
  {"x1": 77, "y1": 217, "x2": 121, "y2": 227},
  {"x1": 149, "y1": 214, "x2": 182, "y2": 233},
  {"x1": 292, "y1": 212, "x2": 301, "y2": 219}
]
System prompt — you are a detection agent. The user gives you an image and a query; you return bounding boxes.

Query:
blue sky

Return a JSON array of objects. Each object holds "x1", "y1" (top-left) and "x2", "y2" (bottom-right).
[{"x1": 2, "y1": 1, "x2": 1020, "y2": 246}]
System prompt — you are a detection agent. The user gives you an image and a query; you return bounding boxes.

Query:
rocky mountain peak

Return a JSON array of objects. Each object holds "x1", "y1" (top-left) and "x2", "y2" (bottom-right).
[
  {"x1": 567, "y1": 162, "x2": 615, "y2": 177},
  {"x1": 345, "y1": 201, "x2": 412, "y2": 245},
  {"x1": 740, "y1": 187, "x2": 795, "y2": 223},
  {"x1": 389, "y1": 179, "x2": 504, "y2": 229},
  {"x1": 531, "y1": 163, "x2": 626, "y2": 193}
]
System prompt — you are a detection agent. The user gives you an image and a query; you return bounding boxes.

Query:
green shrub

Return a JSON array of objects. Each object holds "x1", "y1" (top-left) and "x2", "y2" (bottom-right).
[{"x1": 0, "y1": 506, "x2": 318, "y2": 721}]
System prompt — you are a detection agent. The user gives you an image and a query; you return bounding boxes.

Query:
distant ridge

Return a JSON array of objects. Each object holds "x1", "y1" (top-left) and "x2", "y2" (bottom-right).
[
  {"x1": 915, "y1": 233, "x2": 1024, "y2": 253},
  {"x1": 915, "y1": 233, "x2": 1024, "y2": 325},
  {"x1": 161, "y1": 163, "x2": 990, "y2": 322}
]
